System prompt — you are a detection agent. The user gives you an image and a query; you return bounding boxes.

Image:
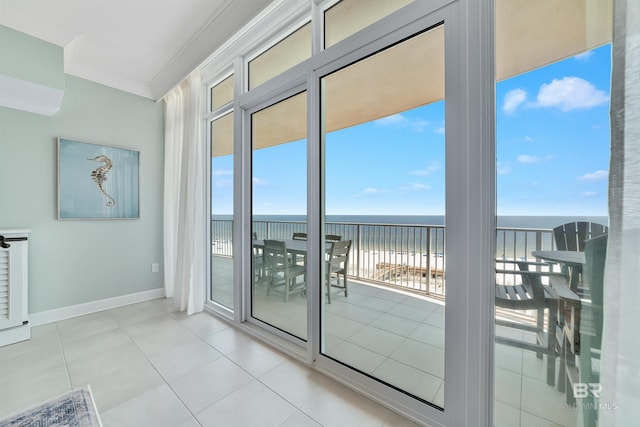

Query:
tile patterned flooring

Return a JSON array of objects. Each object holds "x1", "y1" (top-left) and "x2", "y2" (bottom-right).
[
  {"x1": 0, "y1": 298, "x2": 419, "y2": 427},
  {"x1": 0, "y1": 286, "x2": 578, "y2": 426}
]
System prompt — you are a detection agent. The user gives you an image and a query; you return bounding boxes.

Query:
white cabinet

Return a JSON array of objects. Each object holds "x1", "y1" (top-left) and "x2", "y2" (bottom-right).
[{"x1": 0, "y1": 229, "x2": 30, "y2": 346}]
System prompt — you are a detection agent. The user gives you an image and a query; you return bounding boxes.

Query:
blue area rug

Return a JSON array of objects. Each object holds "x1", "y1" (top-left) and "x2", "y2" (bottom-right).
[{"x1": 0, "y1": 386, "x2": 101, "y2": 427}]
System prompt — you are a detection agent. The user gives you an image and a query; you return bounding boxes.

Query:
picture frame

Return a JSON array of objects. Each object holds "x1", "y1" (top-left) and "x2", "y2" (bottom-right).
[{"x1": 57, "y1": 138, "x2": 140, "y2": 220}]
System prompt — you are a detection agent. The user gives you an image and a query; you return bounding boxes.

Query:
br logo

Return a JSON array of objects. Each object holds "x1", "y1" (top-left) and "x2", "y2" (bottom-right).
[{"x1": 572, "y1": 383, "x2": 602, "y2": 398}]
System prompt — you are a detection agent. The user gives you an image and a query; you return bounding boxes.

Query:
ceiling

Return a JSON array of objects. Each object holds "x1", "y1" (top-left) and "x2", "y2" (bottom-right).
[{"x1": 0, "y1": 0, "x2": 274, "y2": 100}]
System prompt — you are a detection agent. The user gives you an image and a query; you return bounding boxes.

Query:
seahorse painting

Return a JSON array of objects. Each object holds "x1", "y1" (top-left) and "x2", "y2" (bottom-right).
[{"x1": 88, "y1": 155, "x2": 116, "y2": 207}]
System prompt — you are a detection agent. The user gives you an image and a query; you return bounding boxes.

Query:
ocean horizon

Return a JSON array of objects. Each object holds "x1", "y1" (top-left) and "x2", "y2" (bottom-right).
[{"x1": 212, "y1": 214, "x2": 608, "y2": 230}]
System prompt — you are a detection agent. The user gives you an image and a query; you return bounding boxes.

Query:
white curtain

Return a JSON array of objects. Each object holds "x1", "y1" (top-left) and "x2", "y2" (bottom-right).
[
  {"x1": 163, "y1": 70, "x2": 205, "y2": 315},
  {"x1": 600, "y1": 0, "x2": 640, "y2": 423}
]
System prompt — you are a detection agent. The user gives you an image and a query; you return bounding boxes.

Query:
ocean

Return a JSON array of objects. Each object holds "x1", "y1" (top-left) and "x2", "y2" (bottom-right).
[
  {"x1": 214, "y1": 214, "x2": 608, "y2": 229},
  {"x1": 211, "y1": 215, "x2": 608, "y2": 260}
]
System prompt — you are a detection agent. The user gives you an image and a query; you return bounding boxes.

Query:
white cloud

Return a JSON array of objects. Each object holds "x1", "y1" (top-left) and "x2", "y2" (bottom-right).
[
  {"x1": 213, "y1": 169, "x2": 233, "y2": 176},
  {"x1": 409, "y1": 162, "x2": 441, "y2": 176},
  {"x1": 534, "y1": 77, "x2": 608, "y2": 111},
  {"x1": 581, "y1": 191, "x2": 598, "y2": 197},
  {"x1": 375, "y1": 113, "x2": 430, "y2": 132},
  {"x1": 253, "y1": 177, "x2": 268, "y2": 185},
  {"x1": 375, "y1": 114, "x2": 408, "y2": 126},
  {"x1": 362, "y1": 187, "x2": 383, "y2": 194},
  {"x1": 517, "y1": 154, "x2": 541, "y2": 164},
  {"x1": 497, "y1": 163, "x2": 511, "y2": 175},
  {"x1": 574, "y1": 50, "x2": 594, "y2": 61},
  {"x1": 215, "y1": 179, "x2": 233, "y2": 187},
  {"x1": 434, "y1": 126, "x2": 445, "y2": 134},
  {"x1": 579, "y1": 170, "x2": 608, "y2": 181},
  {"x1": 410, "y1": 118, "x2": 430, "y2": 132},
  {"x1": 400, "y1": 183, "x2": 432, "y2": 191},
  {"x1": 503, "y1": 89, "x2": 527, "y2": 114}
]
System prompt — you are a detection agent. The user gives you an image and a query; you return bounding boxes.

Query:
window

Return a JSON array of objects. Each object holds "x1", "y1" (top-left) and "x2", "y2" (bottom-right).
[
  {"x1": 494, "y1": 2, "x2": 612, "y2": 426},
  {"x1": 210, "y1": 74, "x2": 234, "y2": 111},
  {"x1": 251, "y1": 91, "x2": 308, "y2": 339},
  {"x1": 324, "y1": 0, "x2": 414, "y2": 48},
  {"x1": 200, "y1": 1, "x2": 634, "y2": 425},
  {"x1": 210, "y1": 74, "x2": 235, "y2": 309},
  {"x1": 248, "y1": 23, "x2": 311, "y2": 90},
  {"x1": 210, "y1": 111, "x2": 234, "y2": 309},
  {"x1": 320, "y1": 26, "x2": 445, "y2": 405}
]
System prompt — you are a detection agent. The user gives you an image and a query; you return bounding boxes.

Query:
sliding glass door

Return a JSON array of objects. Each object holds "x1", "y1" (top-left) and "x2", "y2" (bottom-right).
[
  {"x1": 210, "y1": 75, "x2": 235, "y2": 310},
  {"x1": 493, "y1": 2, "x2": 612, "y2": 425},
  {"x1": 320, "y1": 24, "x2": 446, "y2": 406},
  {"x1": 251, "y1": 92, "x2": 308, "y2": 340}
]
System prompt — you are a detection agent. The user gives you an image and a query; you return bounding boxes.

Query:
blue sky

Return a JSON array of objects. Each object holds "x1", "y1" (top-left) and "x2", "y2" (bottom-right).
[
  {"x1": 496, "y1": 45, "x2": 611, "y2": 215},
  {"x1": 213, "y1": 44, "x2": 611, "y2": 217}
]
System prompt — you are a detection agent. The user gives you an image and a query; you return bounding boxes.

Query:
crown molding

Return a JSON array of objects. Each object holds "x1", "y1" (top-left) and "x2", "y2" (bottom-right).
[
  {"x1": 199, "y1": 0, "x2": 310, "y2": 85},
  {"x1": 151, "y1": 0, "x2": 276, "y2": 100}
]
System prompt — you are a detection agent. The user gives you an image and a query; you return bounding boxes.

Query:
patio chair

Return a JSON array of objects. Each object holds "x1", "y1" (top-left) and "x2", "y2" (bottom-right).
[
  {"x1": 325, "y1": 234, "x2": 342, "y2": 243},
  {"x1": 291, "y1": 232, "x2": 307, "y2": 265},
  {"x1": 553, "y1": 221, "x2": 608, "y2": 252},
  {"x1": 325, "y1": 240, "x2": 351, "y2": 303},
  {"x1": 263, "y1": 239, "x2": 306, "y2": 302},
  {"x1": 558, "y1": 234, "x2": 606, "y2": 426},
  {"x1": 495, "y1": 260, "x2": 562, "y2": 385},
  {"x1": 553, "y1": 221, "x2": 607, "y2": 294},
  {"x1": 252, "y1": 232, "x2": 264, "y2": 282}
]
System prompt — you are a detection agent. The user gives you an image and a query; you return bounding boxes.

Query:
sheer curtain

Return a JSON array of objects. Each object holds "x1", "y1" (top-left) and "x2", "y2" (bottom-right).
[
  {"x1": 163, "y1": 70, "x2": 205, "y2": 315},
  {"x1": 600, "y1": 0, "x2": 640, "y2": 423}
]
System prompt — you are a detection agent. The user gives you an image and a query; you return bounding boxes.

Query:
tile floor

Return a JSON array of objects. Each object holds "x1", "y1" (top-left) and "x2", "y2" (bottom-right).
[
  {"x1": 211, "y1": 253, "x2": 579, "y2": 426},
  {"x1": 0, "y1": 298, "x2": 420, "y2": 427},
  {"x1": 0, "y1": 286, "x2": 579, "y2": 427}
]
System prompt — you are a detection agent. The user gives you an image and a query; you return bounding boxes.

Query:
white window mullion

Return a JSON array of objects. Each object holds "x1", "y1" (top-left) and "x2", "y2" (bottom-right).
[{"x1": 442, "y1": 0, "x2": 495, "y2": 426}]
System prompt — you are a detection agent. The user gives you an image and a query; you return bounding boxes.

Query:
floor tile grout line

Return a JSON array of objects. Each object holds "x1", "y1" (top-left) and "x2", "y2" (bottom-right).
[
  {"x1": 104, "y1": 308, "x2": 205, "y2": 426},
  {"x1": 54, "y1": 321, "x2": 74, "y2": 392},
  {"x1": 171, "y1": 312, "x2": 326, "y2": 426},
  {"x1": 6, "y1": 296, "x2": 571, "y2": 426}
]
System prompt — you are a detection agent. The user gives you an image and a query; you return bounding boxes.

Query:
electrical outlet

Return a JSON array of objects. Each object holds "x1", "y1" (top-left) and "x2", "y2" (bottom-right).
[{"x1": 151, "y1": 263, "x2": 159, "y2": 273}]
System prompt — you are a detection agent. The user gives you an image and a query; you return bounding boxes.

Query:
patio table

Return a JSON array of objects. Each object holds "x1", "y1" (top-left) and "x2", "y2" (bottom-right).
[{"x1": 532, "y1": 250, "x2": 585, "y2": 293}]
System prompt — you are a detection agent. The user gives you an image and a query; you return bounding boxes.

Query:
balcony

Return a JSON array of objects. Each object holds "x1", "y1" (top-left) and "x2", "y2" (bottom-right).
[
  {"x1": 212, "y1": 218, "x2": 559, "y2": 297},
  {"x1": 210, "y1": 219, "x2": 577, "y2": 425}
]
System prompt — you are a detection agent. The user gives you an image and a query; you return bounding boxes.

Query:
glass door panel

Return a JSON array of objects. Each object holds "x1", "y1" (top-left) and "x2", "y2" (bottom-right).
[
  {"x1": 251, "y1": 92, "x2": 308, "y2": 340},
  {"x1": 494, "y1": 2, "x2": 612, "y2": 425},
  {"x1": 320, "y1": 26, "x2": 445, "y2": 406},
  {"x1": 210, "y1": 112, "x2": 234, "y2": 309}
]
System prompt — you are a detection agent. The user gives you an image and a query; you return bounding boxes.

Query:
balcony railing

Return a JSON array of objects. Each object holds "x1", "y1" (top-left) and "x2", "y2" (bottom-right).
[{"x1": 211, "y1": 219, "x2": 558, "y2": 296}]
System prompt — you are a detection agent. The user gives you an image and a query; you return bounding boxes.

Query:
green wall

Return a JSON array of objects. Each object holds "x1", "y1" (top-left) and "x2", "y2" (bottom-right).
[
  {"x1": 0, "y1": 29, "x2": 164, "y2": 313},
  {"x1": 0, "y1": 25, "x2": 64, "y2": 90}
]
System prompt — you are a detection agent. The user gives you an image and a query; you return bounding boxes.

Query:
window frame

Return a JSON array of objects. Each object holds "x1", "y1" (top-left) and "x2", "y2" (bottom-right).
[{"x1": 201, "y1": 0, "x2": 495, "y2": 425}]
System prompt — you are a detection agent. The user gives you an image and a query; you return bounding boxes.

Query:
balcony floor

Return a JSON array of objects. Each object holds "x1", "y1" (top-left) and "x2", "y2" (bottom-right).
[{"x1": 212, "y1": 255, "x2": 578, "y2": 426}]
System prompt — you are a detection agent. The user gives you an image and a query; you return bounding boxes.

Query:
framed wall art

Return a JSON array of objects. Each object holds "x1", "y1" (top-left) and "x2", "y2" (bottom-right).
[{"x1": 57, "y1": 138, "x2": 140, "y2": 219}]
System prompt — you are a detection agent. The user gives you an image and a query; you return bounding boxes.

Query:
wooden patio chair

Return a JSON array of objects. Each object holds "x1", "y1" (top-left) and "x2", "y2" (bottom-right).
[
  {"x1": 263, "y1": 239, "x2": 306, "y2": 302},
  {"x1": 558, "y1": 234, "x2": 606, "y2": 426},
  {"x1": 290, "y1": 232, "x2": 308, "y2": 265},
  {"x1": 252, "y1": 232, "x2": 264, "y2": 282},
  {"x1": 553, "y1": 221, "x2": 607, "y2": 292},
  {"x1": 553, "y1": 221, "x2": 608, "y2": 252},
  {"x1": 495, "y1": 260, "x2": 564, "y2": 385},
  {"x1": 325, "y1": 240, "x2": 351, "y2": 303}
]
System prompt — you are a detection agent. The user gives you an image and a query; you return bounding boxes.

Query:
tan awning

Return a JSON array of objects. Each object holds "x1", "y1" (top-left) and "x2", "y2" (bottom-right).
[
  {"x1": 213, "y1": 0, "x2": 612, "y2": 157},
  {"x1": 495, "y1": 0, "x2": 612, "y2": 81}
]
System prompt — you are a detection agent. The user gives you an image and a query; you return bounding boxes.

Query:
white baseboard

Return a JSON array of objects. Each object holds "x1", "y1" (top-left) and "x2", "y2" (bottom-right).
[{"x1": 29, "y1": 288, "x2": 166, "y2": 326}]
